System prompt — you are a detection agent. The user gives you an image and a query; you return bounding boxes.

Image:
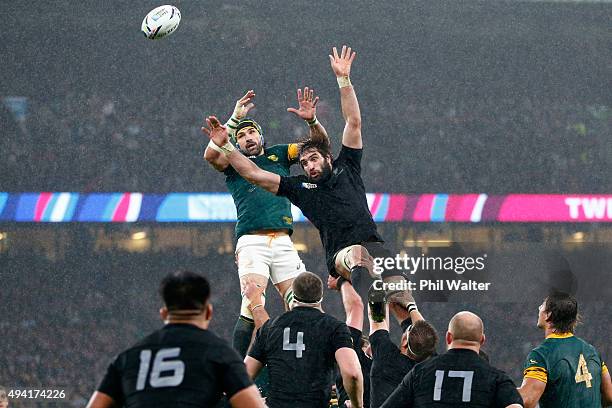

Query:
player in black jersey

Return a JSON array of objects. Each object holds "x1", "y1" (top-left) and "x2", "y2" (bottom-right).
[
  {"x1": 368, "y1": 299, "x2": 438, "y2": 408},
  {"x1": 328, "y1": 275, "x2": 373, "y2": 408},
  {"x1": 86, "y1": 271, "x2": 264, "y2": 408},
  {"x1": 244, "y1": 271, "x2": 364, "y2": 408},
  {"x1": 203, "y1": 44, "x2": 414, "y2": 312},
  {"x1": 381, "y1": 311, "x2": 523, "y2": 408}
]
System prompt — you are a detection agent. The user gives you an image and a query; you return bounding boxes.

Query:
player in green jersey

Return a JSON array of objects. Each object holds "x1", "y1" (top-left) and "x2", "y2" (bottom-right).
[
  {"x1": 203, "y1": 87, "x2": 329, "y2": 358},
  {"x1": 519, "y1": 292, "x2": 612, "y2": 407}
]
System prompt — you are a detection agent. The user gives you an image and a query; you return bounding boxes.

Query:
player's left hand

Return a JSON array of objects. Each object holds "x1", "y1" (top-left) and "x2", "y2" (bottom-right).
[
  {"x1": 201, "y1": 116, "x2": 229, "y2": 147},
  {"x1": 329, "y1": 45, "x2": 356, "y2": 78},
  {"x1": 388, "y1": 301, "x2": 411, "y2": 321},
  {"x1": 286, "y1": 86, "x2": 319, "y2": 121}
]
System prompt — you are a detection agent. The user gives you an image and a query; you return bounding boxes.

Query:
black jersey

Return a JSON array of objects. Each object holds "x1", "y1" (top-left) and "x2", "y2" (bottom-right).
[
  {"x1": 277, "y1": 145, "x2": 383, "y2": 273},
  {"x1": 336, "y1": 326, "x2": 372, "y2": 408},
  {"x1": 248, "y1": 306, "x2": 354, "y2": 408},
  {"x1": 370, "y1": 329, "x2": 416, "y2": 408},
  {"x1": 96, "y1": 323, "x2": 253, "y2": 407},
  {"x1": 381, "y1": 348, "x2": 523, "y2": 408}
]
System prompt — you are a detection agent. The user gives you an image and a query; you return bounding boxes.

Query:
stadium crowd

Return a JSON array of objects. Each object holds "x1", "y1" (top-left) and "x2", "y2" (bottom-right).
[
  {"x1": 1, "y1": 1, "x2": 610, "y2": 195},
  {"x1": 1, "y1": 251, "x2": 610, "y2": 407},
  {"x1": 1, "y1": 92, "x2": 609, "y2": 194}
]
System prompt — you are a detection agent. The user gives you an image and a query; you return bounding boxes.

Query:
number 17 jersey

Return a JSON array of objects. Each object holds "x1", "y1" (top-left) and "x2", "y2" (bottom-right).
[{"x1": 248, "y1": 306, "x2": 354, "y2": 408}]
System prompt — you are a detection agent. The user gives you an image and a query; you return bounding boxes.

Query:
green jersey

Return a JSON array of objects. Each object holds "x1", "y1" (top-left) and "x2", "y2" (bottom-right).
[
  {"x1": 523, "y1": 333, "x2": 608, "y2": 408},
  {"x1": 224, "y1": 143, "x2": 299, "y2": 239}
]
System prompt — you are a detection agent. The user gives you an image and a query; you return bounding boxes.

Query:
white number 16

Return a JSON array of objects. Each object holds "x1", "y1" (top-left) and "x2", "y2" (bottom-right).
[{"x1": 136, "y1": 348, "x2": 185, "y2": 390}]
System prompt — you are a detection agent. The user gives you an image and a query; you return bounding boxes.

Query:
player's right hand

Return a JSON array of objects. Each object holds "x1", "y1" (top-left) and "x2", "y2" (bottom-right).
[
  {"x1": 202, "y1": 116, "x2": 229, "y2": 147},
  {"x1": 232, "y1": 90, "x2": 256, "y2": 120},
  {"x1": 242, "y1": 279, "x2": 264, "y2": 304}
]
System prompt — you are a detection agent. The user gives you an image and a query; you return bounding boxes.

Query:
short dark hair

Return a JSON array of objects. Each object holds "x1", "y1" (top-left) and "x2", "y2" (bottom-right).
[
  {"x1": 545, "y1": 291, "x2": 580, "y2": 333},
  {"x1": 408, "y1": 320, "x2": 438, "y2": 361},
  {"x1": 159, "y1": 270, "x2": 210, "y2": 312},
  {"x1": 292, "y1": 271, "x2": 323, "y2": 303},
  {"x1": 297, "y1": 138, "x2": 332, "y2": 164}
]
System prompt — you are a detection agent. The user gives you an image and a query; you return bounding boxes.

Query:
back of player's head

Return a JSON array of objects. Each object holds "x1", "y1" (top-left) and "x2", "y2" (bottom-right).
[
  {"x1": 297, "y1": 138, "x2": 332, "y2": 164},
  {"x1": 0, "y1": 386, "x2": 6, "y2": 402},
  {"x1": 407, "y1": 320, "x2": 439, "y2": 361},
  {"x1": 292, "y1": 271, "x2": 323, "y2": 303},
  {"x1": 544, "y1": 291, "x2": 579, "y2": 333},
  {"x1": 159, "y1": 270, "x2": 210, "y2": 312},
  {"x1": 448, "y1": 311, "x2": 484, "y2": 343}
]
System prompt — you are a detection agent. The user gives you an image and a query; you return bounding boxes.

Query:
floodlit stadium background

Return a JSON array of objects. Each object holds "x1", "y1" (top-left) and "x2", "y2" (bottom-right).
[{"x1": 1, "y1": 0, "x2": 611, "y2": 406}]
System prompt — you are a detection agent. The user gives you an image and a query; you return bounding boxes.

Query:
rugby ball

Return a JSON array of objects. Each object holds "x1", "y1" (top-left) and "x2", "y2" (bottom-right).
[{"x1": 141, "y1": 5, "x2": 181, "y2": 40}]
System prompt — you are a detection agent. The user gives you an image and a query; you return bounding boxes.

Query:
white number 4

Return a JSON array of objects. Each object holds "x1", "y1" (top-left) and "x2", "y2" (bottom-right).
[
  {"x1": 283, "y1": 327, "x2": 305, "y2": 358},
  {"x1": 434, "y1": 370, "x2": 474, "y2": 402},
  {"x1": 575, "y1": 354, "x2": 593, "y2": 388},
  {"x1": 136, "y1": 348, "x2": 185, "y2": 390}
]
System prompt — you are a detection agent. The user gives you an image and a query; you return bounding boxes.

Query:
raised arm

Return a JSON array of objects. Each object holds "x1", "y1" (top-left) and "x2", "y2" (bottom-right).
[
  {"x1": 287, "y1": 86, "x2": 329, "y2": 145},
  {"x1": 203, "y1": 116, "x2": 281, "y2": 194},
  {"x1": 203, "y1": 90, "x2": 256, "y2": 172},
  {"x1": 243, "y1": 280, "x2": 269, "y2": 330},
  {"x1": 329, "y1": 45, "x2": 361, "y2": 149},
  {"x1": 335, "y1": 347, "x2": 364, "y2": 408}
]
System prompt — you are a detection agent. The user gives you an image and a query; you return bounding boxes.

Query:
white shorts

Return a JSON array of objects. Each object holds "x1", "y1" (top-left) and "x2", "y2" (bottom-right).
[{"x1": 235, "y1": 234, "x2": 305, "y2": 284}]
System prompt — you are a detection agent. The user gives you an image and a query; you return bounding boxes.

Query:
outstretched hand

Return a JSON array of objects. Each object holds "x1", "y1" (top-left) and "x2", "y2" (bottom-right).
[
  {"x1": 287, "y1": 86, "x2": 319, "y2": 121},
  {"x1": 201, "y1": 116, "x2": 230, "y2": 147},
  {"x1": 329, "y1": 45, "x2": 356, "y2": 77},
  {"x1": 233, "y1": 90, "x2": 256, "y2": 120}
]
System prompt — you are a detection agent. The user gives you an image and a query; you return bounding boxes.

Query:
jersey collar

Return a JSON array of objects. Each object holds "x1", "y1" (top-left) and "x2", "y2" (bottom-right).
[{"x1": 546, "y1": 332, "x2": 574, "y2": 339}]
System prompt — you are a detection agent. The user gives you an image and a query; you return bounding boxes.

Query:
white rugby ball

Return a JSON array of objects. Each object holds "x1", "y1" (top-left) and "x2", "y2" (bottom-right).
[{"x1": 141, "y1": 5, "x2": 181, "y2": 40}]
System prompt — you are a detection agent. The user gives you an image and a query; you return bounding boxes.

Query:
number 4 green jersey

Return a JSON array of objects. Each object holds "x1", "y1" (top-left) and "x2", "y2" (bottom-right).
[
  {"x1": 223, "y1": 144, "x2": 299, "y2": 239},
  {"x1": 523, "y1": 333, "x2": 608, "y2": 408}
]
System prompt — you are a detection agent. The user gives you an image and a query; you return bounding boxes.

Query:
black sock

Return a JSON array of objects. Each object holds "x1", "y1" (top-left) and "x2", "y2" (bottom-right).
[
  {"x1": 350, "y1": 266, "x2": 371, "y2": 301},
  {"x1": 232, "y1": 315, "x2": 255, "y2": 358}
]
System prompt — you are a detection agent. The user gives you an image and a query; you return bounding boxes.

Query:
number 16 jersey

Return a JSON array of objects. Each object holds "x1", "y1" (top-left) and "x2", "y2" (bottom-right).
[
  {"x1": 96, "y1": 323, "x2": 253, "y2": 407},
  {"x1": 248, "y1": 306, "x2": 354, "y2": 408}
]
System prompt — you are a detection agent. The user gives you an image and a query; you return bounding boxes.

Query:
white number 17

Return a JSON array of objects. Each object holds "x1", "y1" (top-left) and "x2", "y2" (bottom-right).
[{"x1": 434, "y1": 370, "x2": 474, "y2": 402}]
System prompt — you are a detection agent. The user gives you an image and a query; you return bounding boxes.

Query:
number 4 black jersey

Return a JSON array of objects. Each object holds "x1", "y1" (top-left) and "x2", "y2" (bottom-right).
[
  {"x1": 96, "y1": 323, "x2": 253, "y2": 407},
  {"x1": 381, "y1": 348, "x2": 523, "y2": 408},
  {"x1": 248, "y1": 306, "x2": 354, "y2": 408}
]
